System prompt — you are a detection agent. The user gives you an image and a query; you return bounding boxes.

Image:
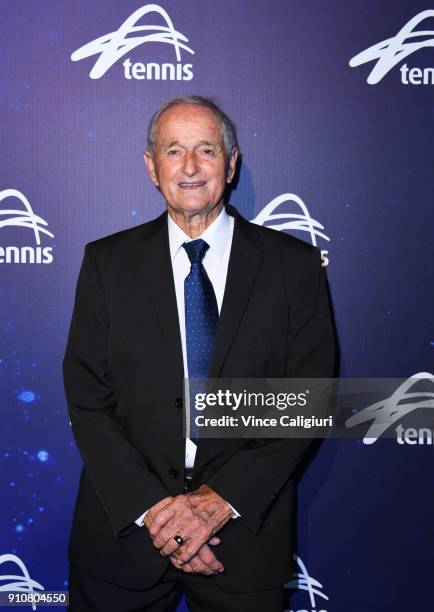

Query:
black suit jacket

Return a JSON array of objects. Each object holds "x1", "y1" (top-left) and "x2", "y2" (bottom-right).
[{"x1": 63, "y1": 203, "x2": 335, "y2": 592}]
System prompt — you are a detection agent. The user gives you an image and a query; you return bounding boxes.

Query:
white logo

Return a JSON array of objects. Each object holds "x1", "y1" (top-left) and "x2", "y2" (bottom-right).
[
  {"x1": 71, "y1": 4, "x2": 194, "y2": 81},
  {"x1": 349, "y1": 10, "x2": 434, "y2": 85},
  {"x1": 285, "y1": 554, "x2": 329, "y2": 612},
  {"x1": 251, "y1": 194, "x2": 330, "y2": 266},
  {"x1": 0, "y1": 189, "x2": 54, "y2": 264},
  {"x1": 345, "y1": 372, "x2": 434, "y2": 444},
  {"x1": 0, "y1": 554, "x2": 44, "y2": 611}
]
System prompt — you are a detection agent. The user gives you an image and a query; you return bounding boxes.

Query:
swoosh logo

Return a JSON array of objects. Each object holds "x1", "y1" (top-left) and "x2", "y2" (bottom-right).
[
  {"x1": 0, "y1": 189, "x2": 54, "y2": 245},
  {"x1": 251, "y1": 193, "x2": 330, "y2": 247},
  {"x1": 0, "y1": 554, "x2": 44, "y2": 612},
  {"x1": 345, "y1": 372, "x2": 434, "y2": 444},
  {"x1": 349, "y1": 10, "x2": 434, "y2": 84},
  {"x1": 285, "y1": 554, "x2": 329, "y2": 608}
]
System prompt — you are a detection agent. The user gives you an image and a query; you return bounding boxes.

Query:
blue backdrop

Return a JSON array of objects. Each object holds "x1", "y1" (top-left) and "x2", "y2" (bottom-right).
[{"x1": 1, "y1": 2, "x2": 433, "y2": 610}]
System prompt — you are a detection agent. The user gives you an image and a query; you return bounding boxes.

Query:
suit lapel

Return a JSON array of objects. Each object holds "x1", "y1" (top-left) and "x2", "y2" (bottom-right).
[
  {"x1": 208, "y1": 204, "x2": 263, "y2": 378},
  {"x1": 138, "y1": 212, "x2": 184, "y2": 388}
]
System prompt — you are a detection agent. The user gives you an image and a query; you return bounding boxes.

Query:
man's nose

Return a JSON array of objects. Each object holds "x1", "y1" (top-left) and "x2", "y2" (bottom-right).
[{"x1": 181, "y1": 150, "x2": 199, "y2": 176}]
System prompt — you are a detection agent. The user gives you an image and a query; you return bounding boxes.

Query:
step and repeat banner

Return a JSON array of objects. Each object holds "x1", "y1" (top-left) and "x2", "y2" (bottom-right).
[{"x1": 1, "y1": 1, "x2": 433, "y2": 610}]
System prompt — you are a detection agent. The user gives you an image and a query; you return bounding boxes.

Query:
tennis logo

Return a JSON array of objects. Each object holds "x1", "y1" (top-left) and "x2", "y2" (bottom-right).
[
  {"x1": 252, "y1": 194, "x2": 330, "y2": 266},
  {"x1": 0, "y1": 554, "x2": 44, "y2": 611},
  {"x1": 71, "y1": 4, "x2": 194, "y2": 81},
  {"x1": 349, "y1": 10, "x2": 434, "y2": 85},
  {"x1": 0, "y1": 189, "x2": 54, "y2": 264},
  {"x1": 285, "y1": 554, "x2": 329, "y2": 612},
  {"x1": 345, "y1": 373, "x2": 434, "y2": 444}
]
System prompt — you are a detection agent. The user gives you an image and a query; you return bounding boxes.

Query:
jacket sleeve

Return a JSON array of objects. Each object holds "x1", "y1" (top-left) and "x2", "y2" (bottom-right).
[
  {"x1": 206, "y1": 246, "x2": 336, "y2": 534},
  {"x1": 63, "y1": 243, "x2": 170, "y2": 538}
]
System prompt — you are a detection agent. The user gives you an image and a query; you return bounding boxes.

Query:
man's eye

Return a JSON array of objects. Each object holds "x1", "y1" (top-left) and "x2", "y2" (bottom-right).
[
  {"x1": 200, "y1": 148, "x2": 216, "y2": 156},
  {"x1": 167, "y1": 149, "x2": 181, "y2": 157}
]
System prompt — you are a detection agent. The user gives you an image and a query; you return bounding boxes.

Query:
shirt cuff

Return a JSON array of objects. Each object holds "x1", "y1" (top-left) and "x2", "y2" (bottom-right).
[
  {"x1": 135, "y1": 509, "x2": 149, "y2": 527},
  {"x1": 227, "y1": 502, "x2": 241, "y2": 519}
]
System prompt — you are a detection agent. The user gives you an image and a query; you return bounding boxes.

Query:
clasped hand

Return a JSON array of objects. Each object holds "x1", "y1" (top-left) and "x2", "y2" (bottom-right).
[{"x1": 144, "y1": 485, "x2": 233, "y2": 575}]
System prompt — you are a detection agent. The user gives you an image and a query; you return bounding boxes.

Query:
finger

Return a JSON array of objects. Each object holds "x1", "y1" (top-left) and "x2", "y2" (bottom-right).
[
  {"x1": 160, "y1": 535, "x2": 186, "y2": 557},
  {"x1": 149, "y1": 497, "x2": 194, "y2": 540},
  {"x1": 208, "y1": 536, "x2": 220, "y2": 546},
  {"x1": 148, "y1": 505, "x2": 177, "y2": 538},
  {"x1": 149, "y1": 494, "x2": 192, "y2": 537},
  {"x1": 198, "y1": 545, "x2": 223, "y2": 572},
  {"x1": 158, "y1": 523, "x2": 190, "y2": 556},
  {"x1": 153, "y1": 520, "x2": 192, "y2": 552},
  {"x1": 197, "y1": 545, "x2": 224, "y2": 573},
  {"x1": 155, "y1": 536, "x2": 182, "y2": 554},
  {"x1": 153, "y1": 514, "x2": 203, "y2": 551},
  {"x1": 189, "y1": 555, "x2": 214, "y2": 576},
  {"x1": 169, "y1": 554, "x2": 182, "y2": 567},
  {"x1": 173, "y1": 528, "x2": 211, "y2": 564},
  {"x1": 145, "y1": 499, "x2": 174, "y2": 530},
  {"x1": 152, "y1": 516, "x2": 186, "y2": 550}
]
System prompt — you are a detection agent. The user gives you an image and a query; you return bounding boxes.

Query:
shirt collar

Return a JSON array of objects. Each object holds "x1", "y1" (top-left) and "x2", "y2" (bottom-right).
[{"x1": 168, "y1": 206, "x2": 231, "y2": 262}]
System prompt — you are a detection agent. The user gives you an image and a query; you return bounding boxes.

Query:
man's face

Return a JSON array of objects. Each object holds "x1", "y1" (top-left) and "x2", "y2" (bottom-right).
[{"x1": 144, "y1": 104, "x2": 238, "y2": 216}]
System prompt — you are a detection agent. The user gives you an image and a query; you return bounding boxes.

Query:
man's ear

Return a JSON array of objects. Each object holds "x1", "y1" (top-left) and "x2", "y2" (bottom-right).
[
  {"x1": 226, "y1": 147, "x2": 239, "y2": 184},
  {"x1": 144, "y1": 151, "x2": 159, "y2": 187}
]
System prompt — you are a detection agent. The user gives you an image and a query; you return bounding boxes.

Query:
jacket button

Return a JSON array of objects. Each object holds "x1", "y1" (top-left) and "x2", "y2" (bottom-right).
[
  {"x1": 168, "y1": 468, "x2": 179, "y2": 479},
  {"x1": 175, "y1": 397, "x2": 183, "y2": 409}
]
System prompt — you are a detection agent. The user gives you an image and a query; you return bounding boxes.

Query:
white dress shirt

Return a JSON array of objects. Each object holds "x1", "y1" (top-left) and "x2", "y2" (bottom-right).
[{"x1": 135, "y1": 206, "x2": 239, "y2": 526}]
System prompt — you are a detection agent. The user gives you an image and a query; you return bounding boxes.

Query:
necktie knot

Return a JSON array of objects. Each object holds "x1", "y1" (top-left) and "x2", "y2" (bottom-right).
[{"x1": 183, "y1": 238, "x2": 209, "y2": 264}]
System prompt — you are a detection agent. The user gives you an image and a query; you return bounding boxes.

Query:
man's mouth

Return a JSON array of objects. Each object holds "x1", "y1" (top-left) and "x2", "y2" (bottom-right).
[{"x1": 177, "y1": 181, "x2": 207, "y2": 189}]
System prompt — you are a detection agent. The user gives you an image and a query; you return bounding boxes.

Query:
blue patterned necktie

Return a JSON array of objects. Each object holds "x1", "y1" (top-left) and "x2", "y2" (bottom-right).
[{"x1": 183, "y1": 238, "x2": 219, "y2": 442}]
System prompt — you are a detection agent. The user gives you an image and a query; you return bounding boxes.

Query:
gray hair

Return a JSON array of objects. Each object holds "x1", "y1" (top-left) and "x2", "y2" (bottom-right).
[{"x1": 146, "y1": 95, "x2": 238, "y2": 156}]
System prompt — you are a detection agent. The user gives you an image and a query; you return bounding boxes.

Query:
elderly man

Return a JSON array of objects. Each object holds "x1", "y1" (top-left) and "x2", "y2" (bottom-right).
[{"x1": 63, "y1": 95, "x2": 335, "y2": 611}]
